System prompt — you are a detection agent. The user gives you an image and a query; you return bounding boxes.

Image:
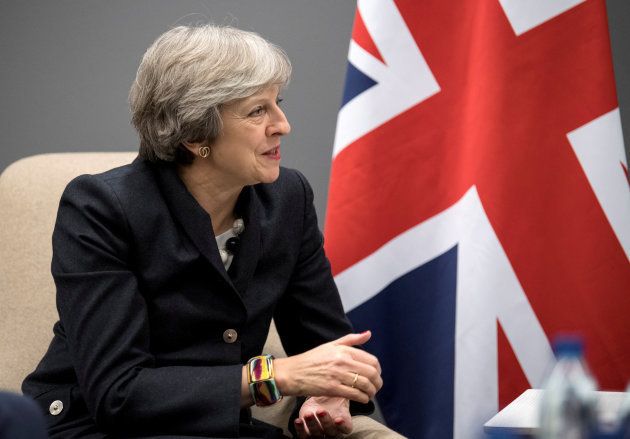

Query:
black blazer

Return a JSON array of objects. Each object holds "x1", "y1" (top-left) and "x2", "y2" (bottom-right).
[{"x1": 22, "y1": 158, "x2": 355, "y2": 438}]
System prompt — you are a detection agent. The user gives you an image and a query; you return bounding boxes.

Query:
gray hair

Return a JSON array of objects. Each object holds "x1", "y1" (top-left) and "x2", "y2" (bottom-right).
[{"x1": 129, "y1": 24, "x2": 292, "y2": 163}]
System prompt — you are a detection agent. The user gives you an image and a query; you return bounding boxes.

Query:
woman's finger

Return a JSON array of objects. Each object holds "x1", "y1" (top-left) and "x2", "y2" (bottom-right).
[
  {"x1": 304, "y1": 366, "x2": 379, "y2": 403},
  {"x1": 337, "y1": 368, "x2": 385, "y2": 403},
  {"x1": 349, "y1": 374, "x2": 378, "y2": 401},
  {"x1": 303, "y1": 412, "x2": 323, "y2": 437},
  {"x1": 342, "y1": 360, "x2": 383, "y2": 393},
  {"x1": 294, "y1": 418, "x2": 310, "y2": 439},
  {"x1": 344, "y1": 347, "x2": 382, "y2": 374},
  {"x1": 314, "y1": 410, "x2": 338, "y2": 436}
]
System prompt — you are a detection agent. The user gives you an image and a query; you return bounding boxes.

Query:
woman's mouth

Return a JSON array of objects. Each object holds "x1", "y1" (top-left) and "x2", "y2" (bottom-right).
[{"x1": 262, "y1": 146, "x2": 281, "y2": 160}]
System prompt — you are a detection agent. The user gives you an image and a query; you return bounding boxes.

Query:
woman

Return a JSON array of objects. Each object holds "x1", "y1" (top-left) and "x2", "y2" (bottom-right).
[{"x1": 22, "y1": 24, "x2": 382, "y2": 439}]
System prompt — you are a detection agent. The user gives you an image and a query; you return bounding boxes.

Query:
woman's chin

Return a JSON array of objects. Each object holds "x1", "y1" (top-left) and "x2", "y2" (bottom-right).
[{"x1": 258, "y1": 169, "x2": 280, "y2": 184}]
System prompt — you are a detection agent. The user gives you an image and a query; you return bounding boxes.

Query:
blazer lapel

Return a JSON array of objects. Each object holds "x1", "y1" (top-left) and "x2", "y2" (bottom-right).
[
  {"x1": 149, "y1": 162, "x2": 235, "y2": 290},
  {"x1": 229, "y1": 185, "x2": 261, "y2": 295}
]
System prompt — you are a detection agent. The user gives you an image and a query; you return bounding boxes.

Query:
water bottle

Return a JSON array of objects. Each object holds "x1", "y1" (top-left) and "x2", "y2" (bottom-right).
[
  {"x1": 538, "y1": 336, "x2": 597, "y2": 439},
  {"x1": 618, "y1": 383, "x2": 630, "y2": 439}
]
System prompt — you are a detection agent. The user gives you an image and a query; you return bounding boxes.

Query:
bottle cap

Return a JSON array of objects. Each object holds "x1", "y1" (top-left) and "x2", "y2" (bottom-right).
[{"x1": 553, "y1": 335, "x2": 584, "y2": 358}]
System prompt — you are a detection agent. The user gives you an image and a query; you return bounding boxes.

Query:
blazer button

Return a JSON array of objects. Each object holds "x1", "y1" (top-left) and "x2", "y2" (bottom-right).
[
  {"x1": 223, "y1": 329, "x2": 238, "y2": 343},
  {"x1": 49, "y1": 400, "x2": 64, "y2": 416}
]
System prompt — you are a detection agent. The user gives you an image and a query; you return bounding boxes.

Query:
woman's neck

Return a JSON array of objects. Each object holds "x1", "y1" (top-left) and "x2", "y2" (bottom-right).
[{"x1": 176, "y1": 162, "x2": 242, "y2": 235}]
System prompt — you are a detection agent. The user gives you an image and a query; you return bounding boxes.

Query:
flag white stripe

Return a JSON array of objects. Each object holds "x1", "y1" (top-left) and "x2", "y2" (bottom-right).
[{"x1": 568, "y1": 108, "x2": 630, "y2": 261}]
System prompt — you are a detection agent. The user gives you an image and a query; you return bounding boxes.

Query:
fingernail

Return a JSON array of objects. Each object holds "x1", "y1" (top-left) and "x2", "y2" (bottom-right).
[
  {"x1": 316, "y1": 410, "x2": 326, "y2": 417},
  {"x1": 361, "y1": 330, "x2": 370, "y2": 334},
  {"x1": 295, "y1": 419, "x2": 303, "y2": 425}
]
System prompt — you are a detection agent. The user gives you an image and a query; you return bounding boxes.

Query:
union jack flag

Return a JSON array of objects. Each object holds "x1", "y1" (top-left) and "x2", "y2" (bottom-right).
[{"x1": 324, "y1": 1, "x2": 630, "y2": 437}]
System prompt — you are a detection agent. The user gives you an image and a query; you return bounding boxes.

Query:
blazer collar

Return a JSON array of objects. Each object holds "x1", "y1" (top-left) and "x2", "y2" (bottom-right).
[{"x1": 149, "y1": 160, "x2": 261, "y2": 297}]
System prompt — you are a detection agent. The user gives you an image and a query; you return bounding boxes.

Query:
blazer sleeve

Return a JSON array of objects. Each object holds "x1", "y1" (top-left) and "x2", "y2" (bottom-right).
[
  {"x1": 272, "y1": 171, "x2": 375, "y2": 425},
  {"x1": 52, "y1": 174, "x2": 243, "y2": 437},
  {"x1": 272, "y1": 170, "x2": 354, "y2": 354}
]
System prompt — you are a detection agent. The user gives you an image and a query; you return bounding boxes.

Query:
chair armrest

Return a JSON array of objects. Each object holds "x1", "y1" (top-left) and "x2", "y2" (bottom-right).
[{"x1": 347, "y1": 415, "x2": 407, "y2": 439}]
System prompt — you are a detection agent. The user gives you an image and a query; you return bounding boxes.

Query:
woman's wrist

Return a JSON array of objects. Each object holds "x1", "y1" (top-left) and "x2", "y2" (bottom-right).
[
  {"x1": 246, "y1": 355, "x2": 283, "y2": 406},
  {"x1": 271, "y1": 357, "x2": 289, "y2": 395},
  {"x1": 272, "y1": 357, "x2": 300, "y2": 397}
]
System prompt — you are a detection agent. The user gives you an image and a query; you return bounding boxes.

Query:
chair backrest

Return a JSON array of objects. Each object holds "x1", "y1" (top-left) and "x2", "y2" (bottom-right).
[{"x1": 0, "y1": 152, "x2": 137, "y2": 391}]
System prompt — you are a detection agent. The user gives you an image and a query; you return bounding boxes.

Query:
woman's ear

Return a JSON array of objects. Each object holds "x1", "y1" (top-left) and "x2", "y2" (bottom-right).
[
  {"x1": 183, "y1": 141, "x2": 211, "y2": 159},
  {"x1": 181, "y1": 141, "x2": 200, "y2": 155}
]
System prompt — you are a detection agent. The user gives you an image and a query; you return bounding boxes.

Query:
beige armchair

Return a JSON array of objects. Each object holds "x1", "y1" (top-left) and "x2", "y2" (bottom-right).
[{"x1": 0, "y1": 153, "x2": 403, "y2": 438}]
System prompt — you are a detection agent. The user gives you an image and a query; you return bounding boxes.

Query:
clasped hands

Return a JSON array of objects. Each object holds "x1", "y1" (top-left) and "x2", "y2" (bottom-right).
[{"x1": 273, "y1": 330, "x2": 382, "y2": 438}]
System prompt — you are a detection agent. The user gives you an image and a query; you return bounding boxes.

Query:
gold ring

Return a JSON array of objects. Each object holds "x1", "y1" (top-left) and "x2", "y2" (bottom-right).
[{"x1": 351, "y1": 372, "x2": 359, "y2": 388}]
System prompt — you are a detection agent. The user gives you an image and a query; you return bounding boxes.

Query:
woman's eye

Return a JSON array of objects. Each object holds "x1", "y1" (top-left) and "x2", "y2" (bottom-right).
[
  {"x1": 248, "y1": 106, "x2": 264, "y2": 117},
  {"x1": 276, "y1": 97, "x2": 284, "y2": 106}
]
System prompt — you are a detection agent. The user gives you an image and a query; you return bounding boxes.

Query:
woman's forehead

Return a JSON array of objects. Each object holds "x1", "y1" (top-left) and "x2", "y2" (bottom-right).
[
  {"x1": 227, "y1": 85, "x2": 281, "y2": 109},
  {"x1": 246, "y1": 85, "x2": 281, "y2": 101}
]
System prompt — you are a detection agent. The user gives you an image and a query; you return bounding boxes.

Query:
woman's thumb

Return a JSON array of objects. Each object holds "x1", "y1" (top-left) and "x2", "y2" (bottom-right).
[{"x1": 333, "y1": 330, "x2": 371, "y2": 347}]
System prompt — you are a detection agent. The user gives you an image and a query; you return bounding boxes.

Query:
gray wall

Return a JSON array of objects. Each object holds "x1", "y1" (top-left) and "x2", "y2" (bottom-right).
[{"x1": 1, "y1": 1, "x2": 629, "y2": 227}]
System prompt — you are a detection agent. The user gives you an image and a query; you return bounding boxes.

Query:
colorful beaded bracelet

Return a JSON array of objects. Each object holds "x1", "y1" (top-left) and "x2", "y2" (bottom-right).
[{"x1": 247, "y1": 354, "x2": 283, "y2": 406}]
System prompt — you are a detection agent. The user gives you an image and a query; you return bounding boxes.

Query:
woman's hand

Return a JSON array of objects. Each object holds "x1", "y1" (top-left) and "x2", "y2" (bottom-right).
[
  {"x1": 295, "y1": 396, "x2": 352, "y2": 438},
  {"x1": 274, "y1": 331, "x2": 382, "y2": 404}
]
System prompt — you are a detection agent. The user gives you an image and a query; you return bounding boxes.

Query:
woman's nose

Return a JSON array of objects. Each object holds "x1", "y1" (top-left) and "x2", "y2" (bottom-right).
[{"x1": 268, "y1": 109, "x2": 291, "y2": 136}]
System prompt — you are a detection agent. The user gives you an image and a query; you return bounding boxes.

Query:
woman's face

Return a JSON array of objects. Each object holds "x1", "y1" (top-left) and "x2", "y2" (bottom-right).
[{"x1": 208, "y1": 85, "x2": 291, "y2": 187}]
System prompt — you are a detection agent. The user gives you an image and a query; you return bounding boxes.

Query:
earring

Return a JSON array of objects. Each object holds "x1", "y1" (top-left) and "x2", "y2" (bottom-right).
[{"x1": 199, "y1": 146, "x2": 210, "y2": 158}]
